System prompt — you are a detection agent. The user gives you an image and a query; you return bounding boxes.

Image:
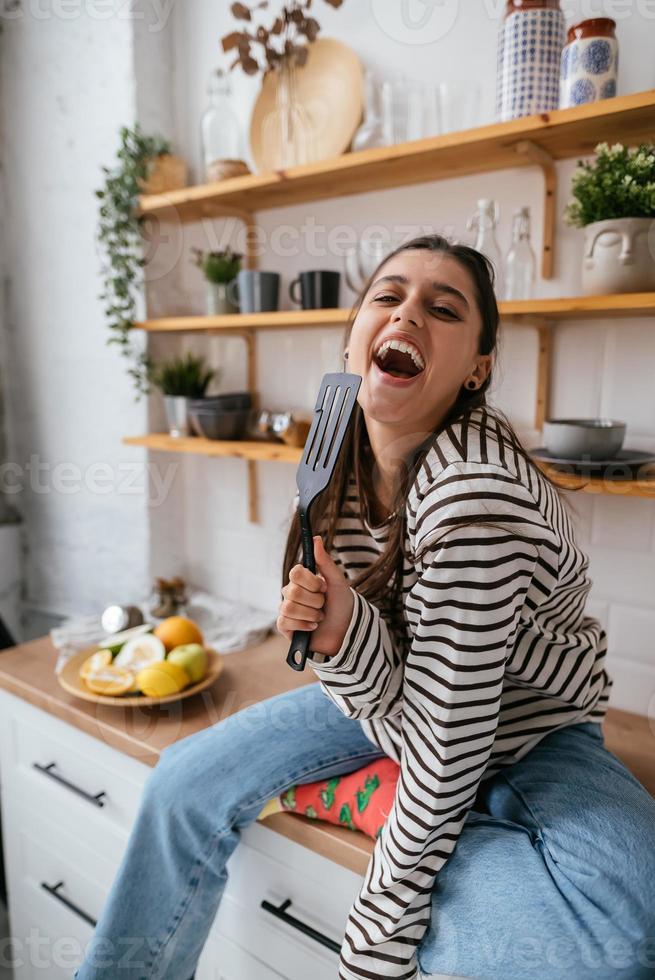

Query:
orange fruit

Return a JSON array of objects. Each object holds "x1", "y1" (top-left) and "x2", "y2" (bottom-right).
[
  {"x1": 79, "y1": 649, "x2": 112, "y2": 681},
  {"x1": 153, "y1": 616, "x2": 203, "y2": 652},
  {"x1": 85, "y1": 665, "x2": 134, "y2": 696}
]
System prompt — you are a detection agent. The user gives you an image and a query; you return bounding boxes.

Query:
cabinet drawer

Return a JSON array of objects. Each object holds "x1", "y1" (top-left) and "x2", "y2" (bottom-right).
[
  {"x1": 211, "y1": 822, "x2": 362, "y2": 980},
  {"x1": 3, "y1": 802, "x2": 115, "y2": 980},
  {"x1": 0, "y1": 690, "x2": 148, "y2": 853},
  {"x1": 197, "y1": 932, "x2": 286, "y2": 980}
]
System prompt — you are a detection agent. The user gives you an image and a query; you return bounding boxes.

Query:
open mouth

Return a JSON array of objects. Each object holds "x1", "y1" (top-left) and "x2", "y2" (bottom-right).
[{"x1": 373, "y1": 346, "x2": 425, "y2": 380}]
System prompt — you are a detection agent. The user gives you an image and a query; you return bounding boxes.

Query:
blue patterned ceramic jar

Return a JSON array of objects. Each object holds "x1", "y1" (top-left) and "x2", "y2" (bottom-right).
[
  {"x1": 496, "y1": 0, "x2": 566, "y2": 122},
  {"x1": 559, "y1": 18, "x2": 618, "y2": 108}
]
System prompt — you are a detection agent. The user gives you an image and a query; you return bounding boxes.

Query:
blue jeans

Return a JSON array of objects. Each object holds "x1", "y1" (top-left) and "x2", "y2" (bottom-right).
[{"x1": 75, "y1": 682, "x2": 655, "y2": 980}]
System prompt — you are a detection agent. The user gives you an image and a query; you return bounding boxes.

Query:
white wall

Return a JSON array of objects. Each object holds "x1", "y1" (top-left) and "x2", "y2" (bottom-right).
[
  {"x1": 0, "y1": 4, "x2": 151, "y2": 623},
  {"x1": 1, "y1": 2, "x2": 654, "y2": 715}
]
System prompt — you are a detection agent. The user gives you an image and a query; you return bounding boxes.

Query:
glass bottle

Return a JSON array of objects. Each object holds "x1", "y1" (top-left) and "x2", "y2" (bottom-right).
[
  {"x1": 467, "y1": 198, "x2": 504, "y2": 299},
  {"x1": 351, "y1": 68, "x2": 384, "y2": 152},
  {"x1": 200, "y1": 68, "x2": 243, "y2": 182},
  {"x1": 504, "y1": 206, "x2": 537, "y2": 300}
]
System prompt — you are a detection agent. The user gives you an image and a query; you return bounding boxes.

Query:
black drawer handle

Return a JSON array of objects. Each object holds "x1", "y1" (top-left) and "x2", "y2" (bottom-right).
[
  {"x1": 41, "y1": 880, "x2": 97, "y2": 928},
  {"x1": 33, "y1": 762, "x2": 107, "y2": 808},
  {"x1": 260, "y1": 898, "x2": 340, "y2": 954}
]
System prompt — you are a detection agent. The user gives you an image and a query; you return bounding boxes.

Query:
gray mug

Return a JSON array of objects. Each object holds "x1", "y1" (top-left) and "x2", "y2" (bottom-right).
[{"x1": 227, "y1": 270, "x2": 280, "y2": 313}]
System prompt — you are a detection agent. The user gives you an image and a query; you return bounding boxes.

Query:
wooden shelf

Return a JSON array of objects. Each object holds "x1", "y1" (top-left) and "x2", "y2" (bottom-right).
[
  {"x1": 138, "y1": 90, "x2": 655, "y2": 221},
  {"x1": 135, "y1": 293, "x2": 655, "y2": 333},
  {"x1": 123, "y1": 435, "x2": 655, "y2": 499},
  {"x1": 123, "y1": 434, "x2": 302, "y2": 464},
  {"x1": 135, "y1": 308, "x2": 350, "y2": 333},
  {"x1": 535, "y1": 461, "x2": 655, "y2": 498}
]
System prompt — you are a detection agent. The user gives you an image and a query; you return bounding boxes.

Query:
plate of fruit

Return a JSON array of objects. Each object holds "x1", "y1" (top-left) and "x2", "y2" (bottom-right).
[{"x1": 57, "y1": 616, "x2": 223, "y2": 706}]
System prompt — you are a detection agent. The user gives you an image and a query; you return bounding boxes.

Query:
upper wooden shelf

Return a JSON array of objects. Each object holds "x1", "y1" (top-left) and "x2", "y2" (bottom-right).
[
  {"x1": 135, "y1": 293, "x2": 655, "y2": 333},
  {"x1": 123, "y1": 435, "x2": 655, "y2": 499},
  {"x1": 138, "y1": 90, "x2": 655, "y2": 221}
]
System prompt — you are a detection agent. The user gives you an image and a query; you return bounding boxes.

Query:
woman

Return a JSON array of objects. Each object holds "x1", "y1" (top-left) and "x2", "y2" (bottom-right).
[{"x1": 77, "y1": 235, "x2": 655, "y2": 980}]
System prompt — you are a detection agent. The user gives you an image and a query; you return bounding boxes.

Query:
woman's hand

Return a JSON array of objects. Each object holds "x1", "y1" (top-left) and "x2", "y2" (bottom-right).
[{"x1": 277, "y1": 536, "x2": 355, "y2": 657}]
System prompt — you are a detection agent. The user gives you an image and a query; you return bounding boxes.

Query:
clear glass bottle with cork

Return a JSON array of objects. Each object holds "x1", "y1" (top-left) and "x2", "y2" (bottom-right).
[{"x1": 504, "y1": 206, "x2": 537, "y2": 300}]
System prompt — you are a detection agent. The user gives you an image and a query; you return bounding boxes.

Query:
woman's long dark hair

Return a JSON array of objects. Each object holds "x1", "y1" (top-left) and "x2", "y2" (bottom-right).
[{"x1": 282, "y1": 234, "x2": 572, "y2": 636}]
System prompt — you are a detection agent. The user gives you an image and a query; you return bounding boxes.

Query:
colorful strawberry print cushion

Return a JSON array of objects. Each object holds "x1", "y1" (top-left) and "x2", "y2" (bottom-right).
[{"x1": 278, "y1": 756, "x2": 400, "y2": 840}]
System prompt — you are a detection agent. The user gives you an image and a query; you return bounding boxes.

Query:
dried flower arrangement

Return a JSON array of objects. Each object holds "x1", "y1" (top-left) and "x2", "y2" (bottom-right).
[{"x1": 221, "y1": 0, "x2": 344, "y2": 78}]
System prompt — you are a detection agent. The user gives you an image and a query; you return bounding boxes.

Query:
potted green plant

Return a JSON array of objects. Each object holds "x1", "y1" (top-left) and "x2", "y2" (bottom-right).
[
  {"x1": 564, "y1": 141, "x2": 655, "y2": 295},
  {"x1": 150, "y1": 353, "x2": 216, "y2": 437},
  {"x1": 191, "y1": 245, "x2": 243, "y2": 315},
  {"x1": 96, "y1": 124, "x2": 188, "y2": 398}
]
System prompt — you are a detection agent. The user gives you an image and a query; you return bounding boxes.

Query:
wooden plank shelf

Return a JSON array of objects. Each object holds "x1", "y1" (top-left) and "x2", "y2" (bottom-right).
[
  {"x1": 123, "y1": 435, "x2": 655, "y2": 499},
  {"x1": 135, "y1": 293, "x2": 655, "y2": 333},
  {"x1": 138, "y1": 90, "x2": 655, "y2": 221},
  {"x1": 122, "y1": 434, "x2": 303, "y2": 464}
]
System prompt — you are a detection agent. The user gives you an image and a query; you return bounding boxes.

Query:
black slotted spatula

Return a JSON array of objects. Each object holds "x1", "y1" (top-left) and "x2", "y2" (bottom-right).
[{"x1": 286, "y1": 371, "x2": 362, "y2": 672}]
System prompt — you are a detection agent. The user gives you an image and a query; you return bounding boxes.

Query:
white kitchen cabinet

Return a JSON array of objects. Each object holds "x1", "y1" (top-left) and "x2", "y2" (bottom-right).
[{"x1": 0, "y1": 689, "x2": 364, "y2": 979}]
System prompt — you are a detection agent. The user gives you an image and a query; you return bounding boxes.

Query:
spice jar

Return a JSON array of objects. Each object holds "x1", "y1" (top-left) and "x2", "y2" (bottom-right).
[
  {"x1": 559, "y1": 18, "x2": 618, "y2": 108},
  {"x1": 496, "y1": 0, "x2": 566, "y2": 122}
]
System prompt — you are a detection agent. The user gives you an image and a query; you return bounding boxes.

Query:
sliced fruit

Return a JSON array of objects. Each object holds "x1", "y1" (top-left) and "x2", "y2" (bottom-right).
[
  {"x1": 114, "y1": 633, "x2": 166, "y2": 673},
  {"x1": 154, "y1": 616, "x2": 203, "y2": 652},
  {"x1": 98, "y1": 623, "x2": 154, "y2": 656},
  {"x1": 79, "y1": 649, "x2": 112, "y2": 681},
  {"x1": 136, "y1": 660, "x2": 191, "y2": 698},
  {"x1": 167, "y1": 643, "x2": 207, "y2": 684},
  {"x1": 85, "y1": 665, "x2": 134, "y2": 696}
]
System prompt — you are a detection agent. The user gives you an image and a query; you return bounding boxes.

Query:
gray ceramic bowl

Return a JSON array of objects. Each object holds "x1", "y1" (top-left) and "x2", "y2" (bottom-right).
[{"x1": 542, "y1": 418, "x2": 626, "y2": 461}]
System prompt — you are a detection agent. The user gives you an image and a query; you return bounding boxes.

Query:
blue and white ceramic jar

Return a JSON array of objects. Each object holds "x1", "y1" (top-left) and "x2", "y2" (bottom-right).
[
  {"x1": 496, "y1": 0, "x2": 566, "y2": 122},
  {"x1": 560, "y1": 18, "x2": 618, "y2": 108}
]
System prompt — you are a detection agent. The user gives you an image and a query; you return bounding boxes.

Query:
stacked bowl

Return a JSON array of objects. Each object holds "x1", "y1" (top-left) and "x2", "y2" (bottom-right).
[{"x1": 188, "y1": 392, "x2": 253, "y2": 440}]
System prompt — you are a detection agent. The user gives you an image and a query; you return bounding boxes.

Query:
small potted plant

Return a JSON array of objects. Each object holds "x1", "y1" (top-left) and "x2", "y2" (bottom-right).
[
  {"x1": 150, "y1": 353, "x2": 216, "y2": 437},
  {"x1": 191, "y1": 245, "x2": 242, "y2": 315},
  {"x1": 564, "y1": 141, "x2": 655, "y2": 295}
]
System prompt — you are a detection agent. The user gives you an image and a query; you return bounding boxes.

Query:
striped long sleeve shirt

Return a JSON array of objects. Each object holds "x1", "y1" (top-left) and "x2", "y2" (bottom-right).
[{"x1": 300, "y1": 405, "x2": 612, "y2": 980}]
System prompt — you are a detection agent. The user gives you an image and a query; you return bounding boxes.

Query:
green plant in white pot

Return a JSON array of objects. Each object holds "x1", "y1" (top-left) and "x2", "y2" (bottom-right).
[
  {"x1": 564, "y1": 142, "x2": 655, "y2": 295},
  {"x1": 191, "y1": 246, "x2": 242, "y2": 315},
  {"x1": 151, "y1": 353, "x2": 216, "y2": 437}
]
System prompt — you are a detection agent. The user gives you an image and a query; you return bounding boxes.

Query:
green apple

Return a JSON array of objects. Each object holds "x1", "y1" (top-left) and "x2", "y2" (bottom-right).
[{"x1": 167, "y1": 643, "x2": 207, "y2": 683}]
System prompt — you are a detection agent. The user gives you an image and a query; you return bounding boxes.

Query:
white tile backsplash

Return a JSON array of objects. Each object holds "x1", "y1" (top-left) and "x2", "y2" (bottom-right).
[
  {"x1": 590, "y1": 496, "x2": 655, "y2": 551},
  {"x1": 608, "y1": 604, "x2": 655, "y2": 669}
]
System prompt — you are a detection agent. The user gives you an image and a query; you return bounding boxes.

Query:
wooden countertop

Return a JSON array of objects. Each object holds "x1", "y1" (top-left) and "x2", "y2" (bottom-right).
[
  {"x1": 0, "y1": 633, "x2": 375, "y2": 875},
  {"x1": 1, "y1": 634, "x2": 653, "y2": 876}
]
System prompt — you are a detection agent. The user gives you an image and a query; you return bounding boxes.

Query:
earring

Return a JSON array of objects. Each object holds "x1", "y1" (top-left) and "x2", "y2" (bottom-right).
[
  {"x1": 342, "y1": 348, "x2": 349, "y2": 371},
  {"x1": 466, "y1": 379, "x2": 477, "y2": 390}
]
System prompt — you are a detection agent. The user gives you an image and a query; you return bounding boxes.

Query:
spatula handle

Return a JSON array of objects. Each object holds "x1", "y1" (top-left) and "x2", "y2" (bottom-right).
[{"x1": 286, "y1": 511, "x2": 316, "y2": 672}]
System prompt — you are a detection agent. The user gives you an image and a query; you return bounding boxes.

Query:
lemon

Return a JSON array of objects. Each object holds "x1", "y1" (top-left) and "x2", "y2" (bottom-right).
[
  {"x1": 79, "y1": 649, "x2": 112, "y2": 681},
  {"x1": 85, "y1": 665, "x2": 134, "y2": 696},
  {"x1": 136, "y1": 660, "x2": 190, "y2": 698}
]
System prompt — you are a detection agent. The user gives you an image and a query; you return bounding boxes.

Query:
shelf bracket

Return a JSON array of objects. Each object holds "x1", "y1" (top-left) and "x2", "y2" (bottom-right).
[
  {"x1": 229, "y1": 328, "x2": 260, "y2": 524},
  {"x1": 535, "y1": 319, "x2": 552, "y2": 431},
  {"x1": 511, "y1": 140, "x2": 556, "y2": 281}
]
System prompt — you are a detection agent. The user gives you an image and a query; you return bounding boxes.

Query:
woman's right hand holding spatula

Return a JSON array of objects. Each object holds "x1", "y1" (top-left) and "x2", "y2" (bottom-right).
[{"x1": 278, "y1": 536, "x2": 354, "y2": 659}]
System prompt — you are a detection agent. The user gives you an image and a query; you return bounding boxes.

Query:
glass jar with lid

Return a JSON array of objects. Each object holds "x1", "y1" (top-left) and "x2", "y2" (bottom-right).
[
  {"x1": 559, "y1": 18, "x2": 618, "y2": 108},
  {"x1": 495, "y1": 0, "x2": 566, "y2": 122}
]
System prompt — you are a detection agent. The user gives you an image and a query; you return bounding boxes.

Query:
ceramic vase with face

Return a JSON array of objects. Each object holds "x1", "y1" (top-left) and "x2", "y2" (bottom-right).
[{"x1": 582, "y1": 217, "x2": 655, "y2": 295}]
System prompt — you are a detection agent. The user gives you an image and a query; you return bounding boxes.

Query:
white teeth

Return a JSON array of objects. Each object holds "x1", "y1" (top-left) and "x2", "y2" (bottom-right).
[{"x1": 374, "y1": 338, "x2": 425, "y2": 372}]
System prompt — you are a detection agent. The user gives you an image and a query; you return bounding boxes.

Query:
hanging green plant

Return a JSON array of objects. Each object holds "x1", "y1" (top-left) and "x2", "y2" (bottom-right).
[{"x1": 95, "y1": 124, "x2": 171, "y2": 398}]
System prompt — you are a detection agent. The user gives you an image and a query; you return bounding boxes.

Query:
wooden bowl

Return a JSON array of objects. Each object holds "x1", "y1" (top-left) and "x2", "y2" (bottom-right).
[{"x1": 57, "y1": 645, "x2": 224, "y2": 707}]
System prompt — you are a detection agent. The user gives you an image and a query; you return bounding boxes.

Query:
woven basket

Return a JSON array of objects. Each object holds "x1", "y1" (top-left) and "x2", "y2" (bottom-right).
[{"x1": 139, "y1": 154, "x2": 188, "y2": 194}]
